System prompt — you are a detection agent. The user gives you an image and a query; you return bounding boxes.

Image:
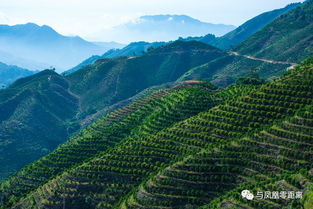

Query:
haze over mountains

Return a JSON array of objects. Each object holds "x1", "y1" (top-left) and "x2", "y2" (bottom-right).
[
  {"x1": 0, "y1": 62, "x2": 35, "y2": 88},
  {"x1": 88, "y1": 15, "x2": 236, "y2": 43},
  {"x1": 67, "y1": 3, "x2": 300, "y2": 76},
  {"x1": 63, "y1": 41, "x2": 166, "y2": 75},
  {"x1": 0, "y1": 4, "x2": 298, "y2": 78},
  {"x1": 0, "y1": 15, "x2": 235, "y2": 74},
  {"x1": 0, "y1": 23, "x2": 123, "y2": 72}
]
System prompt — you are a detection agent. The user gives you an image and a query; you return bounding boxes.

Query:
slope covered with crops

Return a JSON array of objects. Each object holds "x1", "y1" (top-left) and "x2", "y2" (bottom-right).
[
  {"x1": 1, "y1": 81, "x2": 244, "y2": 208},
  {"x1": 1, "y1": 58, "x2": 312, "y2": 209}
]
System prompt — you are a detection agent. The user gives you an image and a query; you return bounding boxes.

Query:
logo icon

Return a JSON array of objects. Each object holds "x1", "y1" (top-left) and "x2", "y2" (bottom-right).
[{"x1": 241, "y1": 190, "x2": 254, "y2": 200}]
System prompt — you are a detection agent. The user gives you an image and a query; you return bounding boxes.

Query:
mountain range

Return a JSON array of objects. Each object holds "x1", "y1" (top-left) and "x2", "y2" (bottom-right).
[
  {"x1": 88, "y1": 15, "x2": 236, "y2": 43},
  {"x1": 0, "y1": 14, "x2": 236, "y2": 82},
  {"x1": 68, "y1": 3, "x2": 301, "y2": 76},
  {"x1": 1, "y1": 3, "x2": 300, "y2": 82},
  {"x1": 0, "y1": 23, "x2": 124, "y2": 72},
  {"x1": 0, "y1": 1, "x2": 313, "y2": 208}
]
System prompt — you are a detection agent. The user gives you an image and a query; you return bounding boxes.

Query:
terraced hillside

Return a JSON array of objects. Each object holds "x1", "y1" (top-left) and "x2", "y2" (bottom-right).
[
  {"x1": 1, "y1": 58, "x2": 312, "y2": 209},
  {"x1": 0, "y1": 40, "x2": 247, "y2": 183},
  {"x1": 124, "y1": 106, "x2": 313, "y2": 209},
  {"x1": 121, "y1": 60, "x2": 313, "y2": 209},
  {"x1": 0, "y1": 81, "x2": 241, "y2": 208},
  {"x1": 0, "y1": 38, "x2": 289, "y2": 186},
  {"x1": 0, "y1": 70, "x2": 79, "y2": 181},
  {"x1": 200, "y1": 106, "x2": 313, "y2": 209},
  {"x1": 1, "y1": 40, "x2": 230, "y2": 182}
]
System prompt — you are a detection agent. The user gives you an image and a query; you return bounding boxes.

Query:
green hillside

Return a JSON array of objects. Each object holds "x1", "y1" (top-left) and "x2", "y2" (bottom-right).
[
  {"x1": 211, "y1": 3, "x2": 301, "y2": 50},
  {"x1": 0, "y1": 70, "x2": 79, "y2": 181},
  {"x1": 235, "y1": 0, "x2": 313, "y2": 63},
  {"x1": 1, "y1": 5, "x2": 312, "y2": 183},
  {"x1": 201, "y1": 107, "x2": 313, "y2": 209},
  {"x1": 127, "y1": 106, "x2": 313, "y2": 209},
  {"x1": 177, "y1": 52, "x2": 289, "y2": 86},
  {"x1": 63, "y1": 42, "x2": 166, "y2": 76},
  {"x1": 64, "y1": 2, "x2": 308, "y2": 89},
  {"x1": 177, "y1": 0, "x2": 313, "y2": 86},
  {"x1": 2, "y1": 40, "x2": 226, "y2": 182},
  {"x1": 0, "y1": 2, "x2": 312, "y2": 209},
  {"x1": 0, "y1": 40, "x2": 265, "y2": 183},
  {"x1": 65, "y1": 41, "x2": 227, "y2": 116},
  {"x1": 1, "y1": 58, "x2": 312, "y2": 209},
  {"x1": 0, "y1": 81, "x2": 240, "y2": 208}
]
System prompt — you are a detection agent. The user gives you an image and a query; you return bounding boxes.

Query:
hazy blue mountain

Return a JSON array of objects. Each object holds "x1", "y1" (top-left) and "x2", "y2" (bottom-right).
[
  {"x1": 89, "y1": 15, "x2": 236, "y2": 43},
  {"x1": 0, "y1": 62, "x2": 36, "y2": 88},
  {"x1": 63, "y1": 41, "x2": 166, "y2": 75},
  {"x1": 92, "y1": 41, "x2": 125, "y2": 50},
  {"x1": 0, "y1": 23, "x2": 118, "y2": 72},
  {"x1": 0, "y1": 49, "x2": 48, "y2": 71}
]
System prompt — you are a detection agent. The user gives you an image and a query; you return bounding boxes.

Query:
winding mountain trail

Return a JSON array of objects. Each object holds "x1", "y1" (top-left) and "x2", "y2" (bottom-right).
[{"x1": 229, "y1": 51, "x2": 298, "y2": 70}]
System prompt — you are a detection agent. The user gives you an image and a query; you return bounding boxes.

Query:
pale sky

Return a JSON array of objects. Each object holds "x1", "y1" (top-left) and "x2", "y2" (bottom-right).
[{"x1": 0, "y1": 0, "x2": 304, "y2": 41}]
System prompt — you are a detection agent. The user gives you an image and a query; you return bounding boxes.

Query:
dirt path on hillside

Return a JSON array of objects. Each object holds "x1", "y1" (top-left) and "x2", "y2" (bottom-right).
[{"x1": 229, "y1": 51, "x2": 298, "y2": 70}]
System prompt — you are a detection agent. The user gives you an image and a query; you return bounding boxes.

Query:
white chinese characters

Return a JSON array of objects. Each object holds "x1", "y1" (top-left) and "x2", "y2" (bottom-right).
[{"x1": 242, "y1": 190, "x2": 303, "y2": 200}]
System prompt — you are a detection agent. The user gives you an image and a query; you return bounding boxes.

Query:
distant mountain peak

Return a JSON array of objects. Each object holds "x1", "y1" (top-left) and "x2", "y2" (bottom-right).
[
  {"x1": 13, "y1": 22, "x2": 54, "y2": 31},
  {"x1": 0, "y1": 22, "x2": 59, "y2": 37},
  {"x1": 0, "y1": 23, "x2": 110, "y2": 72},
  {"x1": 139, "y1": 14, "x2": 201, "y2": 23},
  {"x1": 90, "y1": 14, "x2": 236, "y2": 43},
  {"x1": 23, "y1": 22, "x2": 38, "y2": 27}
]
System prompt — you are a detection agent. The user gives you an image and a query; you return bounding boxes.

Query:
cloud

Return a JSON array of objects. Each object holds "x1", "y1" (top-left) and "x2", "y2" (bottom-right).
[
  {"x1": 0, "y1": 12, "x2": 10, "y2": 24},
  {"x1": 0, "y1": 12, "x2": 29, "y2": 26}
]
